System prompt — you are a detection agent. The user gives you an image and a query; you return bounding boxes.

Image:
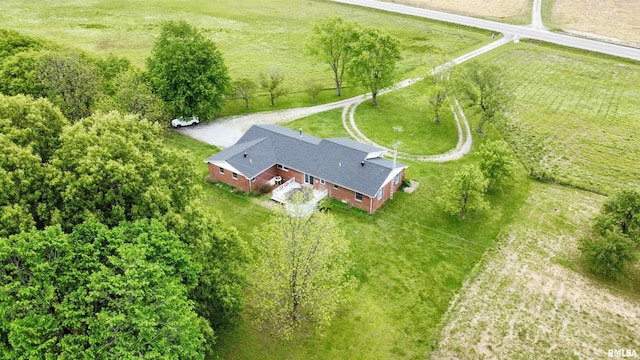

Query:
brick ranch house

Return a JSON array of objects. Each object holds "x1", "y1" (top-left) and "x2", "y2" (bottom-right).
[{"x1": 204, "y1": 124, "x2": 408, "y2": 214}]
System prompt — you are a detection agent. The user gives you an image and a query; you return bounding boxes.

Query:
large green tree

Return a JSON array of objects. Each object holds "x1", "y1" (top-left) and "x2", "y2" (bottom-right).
[
  {"x1": 306, "y1": 17, "x2": 360, "y2": 96},
  {"x1": 0, "y1": 95, "x2": 68, "y2": 233},
  {"x1": 437, "y1": 165, "x2": 489, "y2": 219},
  {"x1": 147, "y1": 20, "x2": 231, "y2": 120},
  {"x1": 38, "y1": 51, "x2": 103, "y2": 121},
  {"x1": 478, "y1": 140, "x2": 518, "y2": 190},
  {"x1": 453, "y1": 61, "x2": 509, "y2": 134},
  {"x1": 250, "y1": 206, "x2": 357, "y2": 338},
  {"x1": 580, "y1": 188, "x2": 640, "y2": 279},
  {"x1": 0, "y1": 220, "x2": 207, "y2": 359},
  {"x1": 347, "y1": 28, "x2": 401, "y2": 106}
]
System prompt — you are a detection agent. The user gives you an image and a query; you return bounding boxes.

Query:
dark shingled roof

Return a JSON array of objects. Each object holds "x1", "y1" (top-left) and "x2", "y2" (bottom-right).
[{"x1": 205, "y1": 124, "x2": 407, "y2": 197}]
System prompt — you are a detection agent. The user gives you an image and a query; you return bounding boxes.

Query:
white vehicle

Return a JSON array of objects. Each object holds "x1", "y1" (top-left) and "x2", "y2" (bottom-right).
[{"x1": 171, "y1": 116, "x2": 200, "y2": 128}]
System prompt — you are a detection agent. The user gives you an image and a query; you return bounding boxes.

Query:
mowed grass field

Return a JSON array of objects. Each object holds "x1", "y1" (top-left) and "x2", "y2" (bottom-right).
[
  {"x1": 433, "y1": 183, "x2": 640, "y2": 359},
  {"x1": 472, "y1": 41, "x2": 640, "y2": 195},
  {"x1": 0, "y1": 0, "x2": 492, "y2": 115}
]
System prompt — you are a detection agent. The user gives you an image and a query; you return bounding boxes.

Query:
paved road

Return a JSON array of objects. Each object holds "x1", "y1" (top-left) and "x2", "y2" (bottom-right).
[{"x1": 331, "y1": 0, "x2": 640, "y2": 62}]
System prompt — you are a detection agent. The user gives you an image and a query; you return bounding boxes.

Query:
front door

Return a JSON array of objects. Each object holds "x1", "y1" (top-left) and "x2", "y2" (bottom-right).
[{"x1": 304, "y1": 173, "x2": 314, "y2": 185}]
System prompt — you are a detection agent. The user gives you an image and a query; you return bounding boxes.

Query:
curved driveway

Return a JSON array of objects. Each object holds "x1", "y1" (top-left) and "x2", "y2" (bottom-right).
[{"x1": 180, "y1": 0, "x2": 640, "y2": 160}]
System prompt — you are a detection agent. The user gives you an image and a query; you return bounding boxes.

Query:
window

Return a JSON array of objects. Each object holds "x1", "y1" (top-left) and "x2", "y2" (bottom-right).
[
  {"x1": 355, "y1": 192, "x2": 363, "y2": 202},
  {"x1": 304, "y1": 173, "x2": 315, "y2": 185},
  {"x1": 277, "y1": 164, "x2": 289, "y2": 171},
  {"x1": 377, "y1": 187, "x2": 384, "y2": 201},
  {"x1": 320, "y1": 179, "x2": 325, "y2": 185},
  {"x1": 394, "y1": 173, "x2": 401, "y2": 186},
  {"x1": 219, "y1": 167, "x2": 225, "y2": 174},
  {"x1": 333, "y1": 184, "x2": 339, "y2": 190},
  {"x1": 232, "y1": 172, "x2": 238, "y2": 180}
]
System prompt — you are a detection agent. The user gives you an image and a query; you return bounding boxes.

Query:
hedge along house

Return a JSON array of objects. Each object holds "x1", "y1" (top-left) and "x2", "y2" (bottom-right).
[{"x1": 204, "y1": 125, "x2": 408, "y2": 214}]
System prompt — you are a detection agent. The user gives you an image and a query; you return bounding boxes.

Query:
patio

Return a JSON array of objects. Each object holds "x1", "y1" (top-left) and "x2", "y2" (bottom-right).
[{"x1": 270, "y1": 177, "x2": 328, "y2": 216}]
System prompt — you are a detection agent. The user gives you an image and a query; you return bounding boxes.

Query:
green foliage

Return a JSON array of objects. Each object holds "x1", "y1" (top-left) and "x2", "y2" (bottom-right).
[
  {"x1": 0, "y1": 95, "x2": 69, "y2": 233},
  {"x1": 95, "y1": 68, "x2": 167, "y2": 122},
  {"x1": 478, "y1": 140, "x2": 518, "y2": 190},
  {"x1": 307, "y1": 17, "x2": 360, "y2": 96},
  {"x1": 233, "y1": 77, "x2": 257, "y2": 109},
  {"x1": 48, "y1": 111, "x2": 198, "y2": 229},
  {"x1": 254, "y1": 182, "x2": 274, "y2": 195},
  {"x1": 0, "y1": 220, "x2": 207, "y2": 359},
  {"x1": 580, "y1": 187, "x2": 640, "y2": 279},
  {"x1": 437, "y1": 164, "x2": 489, "y2": 218},
  {"x1": 250, "y1": 210, "x2": 357, "y2": 338},
  {"x1": 0, "y1": 94, "x2": 69, "y2": 162},
  {"x1": 147, "y1": 20, "x2": 231, "y2": 120},
  {"x1": 317, "y1": 197, "x2": 333, "y2": 212},
  {"x1": 38, "y1": 51, "x2": 103, "y2": 121},
  {"x1": 304, "y1": 79, "x2": 324, "y2": 102},
  {"x1": 453, "y1": 60, "x2": 509, "y2": 134},
  {"x1": 259, "y1": 68, "x2": 286, "y2": 107},
  {"x1": 579, "y1": 230, "x2": 637, "y2": 279},
  {"x1": 347, "y1": 28, "x2": 401, "y2": 106},
  {"x1": 0, "y1": 50, "x2": 47, "y2": 96},
  {"x1": 427, "y1": 72, "x2": 449, "y2": 123},
  {"x1": 593, "y1": 188, "x2": 640, "y2": 242},
  {"x1": 0, "y1": 28, "x2": 45, "y2": 58}
]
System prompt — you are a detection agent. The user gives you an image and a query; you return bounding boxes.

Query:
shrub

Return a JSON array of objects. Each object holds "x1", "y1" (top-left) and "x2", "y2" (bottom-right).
[
  {"x1": 254, "y1": 182, "x2": 274, "y2": 195},
  {"x1": 579, "y1": 230, "x2": 637, "y2": 279},
  {"x1": 318, "y1": 197, "x2": 333, "y2": 212}
]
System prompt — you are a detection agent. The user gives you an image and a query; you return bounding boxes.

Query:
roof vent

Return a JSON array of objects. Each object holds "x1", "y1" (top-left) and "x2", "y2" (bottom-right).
[
  {"x1": 244, "y1": 152, "x2": 247, "y2": 158},
  {"x1": 361, "y1": 161, "x2": 365, "y2": 166},
  {"x1": 299, "y1": 128, "x2": 302, "y2": 137}
]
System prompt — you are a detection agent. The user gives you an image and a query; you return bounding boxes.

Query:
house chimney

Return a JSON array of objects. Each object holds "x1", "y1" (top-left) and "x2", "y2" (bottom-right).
[
  {"x1": 244, "y1": 152, "x2": 247, "y2": 158},
  {"x1": 299, "y1": 128, "x2": 302, "y2": 137},
  {"x1": 361, "y1": 161, "x2": 365, "y2": 166}
]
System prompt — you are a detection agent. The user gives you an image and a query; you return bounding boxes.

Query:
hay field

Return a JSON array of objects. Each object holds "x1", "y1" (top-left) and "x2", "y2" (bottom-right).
[
  {"x1": 552, "y1": 0, "x2": 640, "y2": 46},
  {"x1": 385, "y1": 0, "x2": 531, "y2": 22},
  {"x1": 433, "y1": 184, "x2": 640, "y2": 359}
]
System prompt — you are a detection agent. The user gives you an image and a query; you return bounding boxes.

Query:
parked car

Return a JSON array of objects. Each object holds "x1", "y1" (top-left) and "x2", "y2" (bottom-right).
[{"x1": 171, "y1": 116, "x2": 199, "y2": 128}]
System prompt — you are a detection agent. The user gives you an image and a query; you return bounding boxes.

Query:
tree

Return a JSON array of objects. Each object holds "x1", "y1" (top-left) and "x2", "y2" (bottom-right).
[
  {"x1": 305, "y1": 79, "x2": 324, "y2": 102},
  {"x1": 437, "y1": 165, "x2": 489, "y2": 219},
  {"x1": 0, "y1": 28, "x2": 45, "y2": 59},
  {"x1": 306, "y1": 17, "x2": 360, "y2": 96},
  {"x1": 593, "y1": 188, "x2": 640, "y2": 242},
  {"x1": 453, "y1": 61, "x2": 509, "y2": 134},
  {"x1": 250, "y1": 205, "x2": 357, "y2": 338},
  {"x1": 233, "y1": 77, "x2": 257, "y2": 109},
  {"x1": 478, "y1": 140, "x2": 518, "y2": 190},
  {"x1": 38, "y1": 51, "x2": 103, "y2": 121},
  {"x1": 96, "y1": 68, "x2": 167, "y2": 122},
  {"x1": 428, "y1": 72, "x2": 449, "y2": 123},
  {"x1": 579, "y1": 230, "x2": 637, "y2": 279},
  {"x1": 0, "y1": 50, "x2": 47, "y2": 97},
  {"x1": 259, "y1": 68, "x2": 286, "y2": 107},
  {"x1": 0, "y1": 220, "x2": 207, "y2": 358},
  {"x1": 347, "y1": 28, "x2": 401, "y2": 106},
  {"x1": 147, "y1": 20, "x2": 231, "y2": 120},
  {"x1": 0, "y1": 95, "x2": 68, "y2": 233},
  {"x1": 47, "y1": 111, "x2": 248, "y2": 341},
  {"x1": 579, "y1": 187, "x2": 640, "y2": 279}
]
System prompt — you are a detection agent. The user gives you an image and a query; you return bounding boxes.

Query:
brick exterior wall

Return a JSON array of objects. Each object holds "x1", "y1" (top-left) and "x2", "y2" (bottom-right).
[{"x1": 208, "y1": 162, "x2": 405, "y2": 214}]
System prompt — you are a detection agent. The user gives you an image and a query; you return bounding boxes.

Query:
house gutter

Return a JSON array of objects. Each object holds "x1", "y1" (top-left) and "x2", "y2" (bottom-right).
[{"x1": 369, "y1": 196, "x2": 373, "y2": 215}]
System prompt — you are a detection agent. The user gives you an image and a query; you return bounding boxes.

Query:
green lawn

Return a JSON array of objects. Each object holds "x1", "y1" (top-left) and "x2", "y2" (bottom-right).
[
  {"x1": 468, "y1": 41, "x2": 640, "y2": 194},
  {"x1": 283, "y1": 109, "x2": 351, "y2": 139},
  {"x1": 354, "y1": 79, "x2": 460, "y2": 155},
  {"x1": 0, "y1": 0, "x2": 491, "y2": 113},
  {"x1": 164, "y1": 125, "x2": 531, "y2": 359}
]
